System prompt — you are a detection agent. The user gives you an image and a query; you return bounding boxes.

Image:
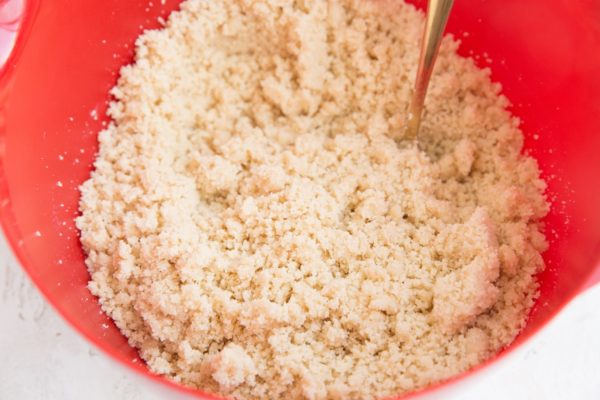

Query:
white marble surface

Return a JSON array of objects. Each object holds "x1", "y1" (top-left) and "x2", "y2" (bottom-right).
[{"x1": 1, "y1": 232, "x2": 599, "y2": 400}]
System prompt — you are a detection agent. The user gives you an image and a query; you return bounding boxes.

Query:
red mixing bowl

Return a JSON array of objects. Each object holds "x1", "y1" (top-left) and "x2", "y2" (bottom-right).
[{"x1": 0, "y1": 0, "x2": 599, "y2": 398}]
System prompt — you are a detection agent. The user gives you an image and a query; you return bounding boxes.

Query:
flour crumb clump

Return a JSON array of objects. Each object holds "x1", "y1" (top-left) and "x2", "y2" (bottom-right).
[{"x1": 77, "y1": 0, "x2": 549, "y2": 399}]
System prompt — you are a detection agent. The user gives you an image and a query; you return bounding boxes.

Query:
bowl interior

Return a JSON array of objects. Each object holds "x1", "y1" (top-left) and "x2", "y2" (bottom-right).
[{"x1": 0, "y1": 0, "x2": 599, "y2": 398}]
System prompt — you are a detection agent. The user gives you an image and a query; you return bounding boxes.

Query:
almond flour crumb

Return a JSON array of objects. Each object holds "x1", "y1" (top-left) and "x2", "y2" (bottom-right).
[{"x1": 76, "y1": 1, "x2": 549, "y2": 399}]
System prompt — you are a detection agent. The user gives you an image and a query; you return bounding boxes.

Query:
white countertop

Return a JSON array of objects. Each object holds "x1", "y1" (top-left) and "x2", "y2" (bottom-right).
[{"x1": 1, "y1": 233, "x2": 599, "y2": 400}]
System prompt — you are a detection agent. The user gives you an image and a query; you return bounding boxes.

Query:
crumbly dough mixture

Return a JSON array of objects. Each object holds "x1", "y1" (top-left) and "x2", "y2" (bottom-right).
[{"x1": 76, "y1": 1, "x2": 549, "y2": 399}]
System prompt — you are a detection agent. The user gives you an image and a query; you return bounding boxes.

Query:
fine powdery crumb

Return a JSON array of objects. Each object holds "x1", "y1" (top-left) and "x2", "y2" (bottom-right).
[{"x1": 76, "y1": 1, "x2": 549, "y2": 399}]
